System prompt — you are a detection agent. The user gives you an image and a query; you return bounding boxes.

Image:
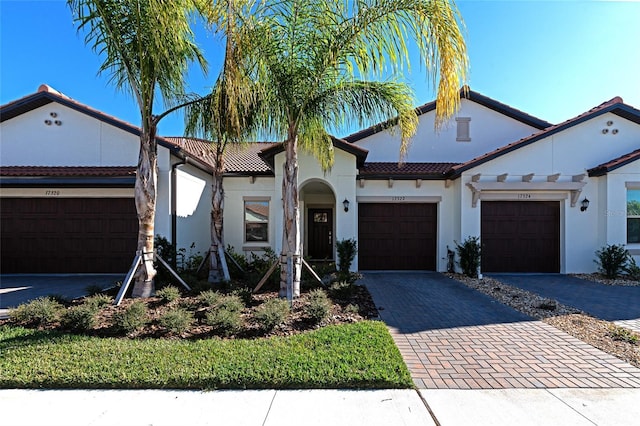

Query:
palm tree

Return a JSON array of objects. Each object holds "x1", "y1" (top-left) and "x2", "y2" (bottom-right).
[
  {"x1": 248, "y1": 0, "x2": 468, "y2": 297},
  {"x1": 68, "y1": 0, "x2": 207, "y2": 297},
  {"x1": 183, "y1": 0, "x2": 260, "y2": 283}
]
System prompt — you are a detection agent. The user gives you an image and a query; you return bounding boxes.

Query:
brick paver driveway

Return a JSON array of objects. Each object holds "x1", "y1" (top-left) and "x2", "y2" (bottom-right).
[
  {"x1": 492, "y1": 274, "x2": 640, "y2": 333},
  {"x1": 361, "y1": 272, "x2": 640, "y2": 389}
]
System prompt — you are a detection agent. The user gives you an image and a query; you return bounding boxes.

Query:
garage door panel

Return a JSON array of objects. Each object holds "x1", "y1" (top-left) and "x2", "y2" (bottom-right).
[
  {"x1": 481, "y1": 201, "x2": 559, "y2": 273},
  {"x1": 358, "y1": 203, "x2": 437, "y2": 270},
  {"x1": 1, "y1": 197, "x2": 137, "y2": 273}
]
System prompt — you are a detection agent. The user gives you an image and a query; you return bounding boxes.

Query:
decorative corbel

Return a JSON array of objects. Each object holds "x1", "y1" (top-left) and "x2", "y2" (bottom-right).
[
  {"x1": 547, "y1": 173, "x2": 560, "y2": 182},
  {"x1": 497, "y1": 173, "x2": 508, "y2": 182},
  {"x1": 388, "y1": 178, "x2": 394, "y2": 188},
  {"x1": 572, "y1": 173, "x2": 586, "y2": 182},
  {"x1": 471, "y1": 173, "x2": 481, "y2": 182},
  {"x1": 249, "y1": 176, "x2": 256, "y2": 184},
  {"x1": 416, "y1": 179, "x2": 422, "y2": 188},
  {"x1": 570, "y1": 190, "x2": 582, "y2": 207},
  {"x1": 522, "y1": 173, "x2": 534, "y2": 182},
  {"x1": 466, "y1": 182, "x2": 480, "y2": 208},
  {"x1": 444, "y1": 179, "x2": 453, "y2": 188},
  {"x1": 359, "y1": 178, "x2": 365, "y2": 188}
]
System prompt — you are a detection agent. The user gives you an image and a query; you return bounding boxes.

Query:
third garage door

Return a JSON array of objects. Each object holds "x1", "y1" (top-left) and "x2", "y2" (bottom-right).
[
  {"x1": 481, "y1": 201, "x2": 560, "y2": 273},
  {"x1": 358, "y1": 203, "x2": 436, "y2": 270}
]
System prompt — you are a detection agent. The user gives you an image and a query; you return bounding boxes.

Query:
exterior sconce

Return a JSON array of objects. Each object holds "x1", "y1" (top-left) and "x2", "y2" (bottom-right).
[
  {"x1": 343, "y1": 198, "x2": 350, "y2": 212},
  {"x1": 580, "y1": 197, "x2": 590, "y2": 212}
]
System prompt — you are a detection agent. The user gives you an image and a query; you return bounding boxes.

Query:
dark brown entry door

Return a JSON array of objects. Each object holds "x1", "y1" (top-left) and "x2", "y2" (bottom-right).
[
  {"x1": 481, "y1": 201, "x2": 560, "y2": 273},
  {"x1": 308, "y1": 208, "x2": 333, "y2": 260},
  {"x1": 1, "y1": 197, "x2": 137, "y2": 273},
  {"x1": 358, "y1": 203, "x2": 437, "y2": 270}
]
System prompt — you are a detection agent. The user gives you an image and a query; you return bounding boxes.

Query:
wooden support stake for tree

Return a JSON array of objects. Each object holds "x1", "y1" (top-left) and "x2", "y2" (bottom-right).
[
  {"x1": 196, "y1": 249, "x2": 211, "y2": 274},
  {"x1": 286, "y1": 252, "x2": 293, "y2": 305},
  {"x1": 302, "y1": 258, "x2": 325, "y2": 286},
  {"x1": 225, "y1": 248, "x2": 245, "y2": 273},
  {"x1": 114, "y1": 253, "x2": 143, "y2": 306},
  {"x1": 155, "y1": 252, "x2": 191, "y2": 291},
  {"x1": 218, "y1": 245, "x2": 230, "y2": 281},
  {"x1": 253, "y1": 261, "x2": 279, "y2": 293}
]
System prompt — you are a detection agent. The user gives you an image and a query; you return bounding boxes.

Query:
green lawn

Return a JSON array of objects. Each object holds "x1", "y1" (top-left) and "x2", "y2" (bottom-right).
[{"x1": 0, "y1": 321, "x2": 412, "y2": 389}]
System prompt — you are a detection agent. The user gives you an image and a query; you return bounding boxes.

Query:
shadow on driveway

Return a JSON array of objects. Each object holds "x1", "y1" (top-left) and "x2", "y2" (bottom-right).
[
  {"x1": 360, "y1": 271, "x2": 532, "y2": 334},
  {"x1": 0, "y1": 274, "x2": 123, "y2": 311},
  {"x1": 492, "y1": 274, "x2": 640, "y2": 323}
]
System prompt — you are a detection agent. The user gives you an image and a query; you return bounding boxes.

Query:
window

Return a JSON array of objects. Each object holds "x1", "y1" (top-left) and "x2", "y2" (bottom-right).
[
  {"x1": 628, "y1": 189, "x2": 640, "y2": 243},
  {"x1": 456, "y1": 117, "x2": 471, "y2": 142},
  {"x1": 245, "y1": 200, "x2": 269, "y2": 242}
]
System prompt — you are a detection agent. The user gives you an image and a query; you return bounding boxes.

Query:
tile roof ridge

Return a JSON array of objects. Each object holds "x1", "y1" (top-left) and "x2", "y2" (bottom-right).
[{"x1": 37, "y1": 84, "x2": 72, "y2": 100}]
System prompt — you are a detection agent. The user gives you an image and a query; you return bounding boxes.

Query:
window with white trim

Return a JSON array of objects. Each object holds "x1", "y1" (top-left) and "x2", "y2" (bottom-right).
[
  {"x1": 628, "y1": 189, "x2": 640, "y2": 243},
  {"x1": 456, "y1": 117, "x2": 471, "y2": 142},
  {"x1": 244, "y1": 200, "x2": 269, "y2": 242}
]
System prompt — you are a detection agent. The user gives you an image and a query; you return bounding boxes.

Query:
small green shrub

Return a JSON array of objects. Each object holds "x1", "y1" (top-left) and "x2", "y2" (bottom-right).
[
  {"x1": 254, "y1": 298, "x2": 290, "y2": 331},
  {"x1": 205, "y1": 308, "x2": 243, "y2": 337},
  {"x1": 60, "y1": 305, "x2": 98, "y2": 332},
  {"x1": 344, "y1": 304, "x2": 360, "y2": 315},
  {"x1": 595, "y1": 244, "x2": 630, "y2": 279},
  {"x1": 231, "y1": 287, "x2": 253, "y2": 307},
  {"x1": 156, "y1": 286, "x2": 181, "y2": 303},
  {"x1": 336, "y1": 238, "x2": 358, "y2": 273},
  {"x1": 456, "y1": 236, "x2": 481, "y2": 278},
  {"x1": 609, "y1": 325, "x2": 638, "y2": 344},
  {"x1": 159, "y1": 308, "x2": 193, "y2": 334},
  {"x1": 9, "y1": 297, "x2": 63, "y2": 326},
  {"x1": 305, "y1": 289, "x2": 332, "y2": 323},
  {"x1": 85, "y1": 293, "x2": 112, "y2": 309},
  {"x1": 217, "y1": 294, "x2": 245, "y2": 313},
  {"x1": 625, "y1": 256, "x2": 640, "y2": 280},
  {"x1": 113, "y1": 301, "x2": 148, "y2": 334},
  {"x1": 198, "y1": 290, "x2": 222, "y2": 307},
  {"x1": 329, "y1": 281, "x2": 356, "y2": 300}
]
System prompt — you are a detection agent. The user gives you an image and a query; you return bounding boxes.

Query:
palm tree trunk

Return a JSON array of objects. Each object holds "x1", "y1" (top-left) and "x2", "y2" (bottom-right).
[
  {"x1": 132, "y1": 120, "x2": 158, "y2": 298},
  {"x1": 208, "y1": 155, "x2": 225, "y2": 283},
  {"x1": 280, "y1": 135, "x2": 302, "y2": 298}
]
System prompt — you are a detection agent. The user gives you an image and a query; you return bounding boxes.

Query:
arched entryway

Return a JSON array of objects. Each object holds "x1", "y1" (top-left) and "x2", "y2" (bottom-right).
[{"x1": 300, "y1": 180, "x2": 336, "y2": 261}]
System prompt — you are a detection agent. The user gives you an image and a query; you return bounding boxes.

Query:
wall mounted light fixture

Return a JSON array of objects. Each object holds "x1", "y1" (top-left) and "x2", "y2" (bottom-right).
[
  {"x1": 343, "y1": 198, "x2": 350, "y2": 212},
  {"x1": 580, "y1": 197, "x2": 590, "y2": 212}
]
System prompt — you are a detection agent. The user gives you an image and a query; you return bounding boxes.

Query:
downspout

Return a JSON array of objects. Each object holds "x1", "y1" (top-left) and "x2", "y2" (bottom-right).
[{"x1": 171, "y1": 157, "x2": 188, "y2": 268}]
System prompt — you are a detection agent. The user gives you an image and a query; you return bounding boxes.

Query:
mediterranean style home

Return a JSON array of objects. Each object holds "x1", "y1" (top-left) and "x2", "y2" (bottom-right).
[{"x1": 1, "y1": 84, "x2": 638, "y2": 275}]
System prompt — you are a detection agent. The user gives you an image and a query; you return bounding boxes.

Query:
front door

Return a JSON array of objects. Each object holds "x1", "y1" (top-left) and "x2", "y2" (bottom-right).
[{"x1": 308, "y1": 208, "x2": 333, "y2": 260}]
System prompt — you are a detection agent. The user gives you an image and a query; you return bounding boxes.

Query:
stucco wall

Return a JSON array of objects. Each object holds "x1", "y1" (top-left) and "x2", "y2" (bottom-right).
[{"x1": 351, "y1": 99, "x2": 542, "y2": 163}]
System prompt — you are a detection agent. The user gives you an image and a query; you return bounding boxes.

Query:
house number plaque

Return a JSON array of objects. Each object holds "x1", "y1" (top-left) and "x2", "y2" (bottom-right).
[
  {"x1": 391, "y1": 196, "x2": 406, "y2": 201},
  {"x1": 517, "y1": 193, "x2": 531, "y2": 199},
  {"x1": 44, "y1": 190, "x2": 61, "y2": 196}
]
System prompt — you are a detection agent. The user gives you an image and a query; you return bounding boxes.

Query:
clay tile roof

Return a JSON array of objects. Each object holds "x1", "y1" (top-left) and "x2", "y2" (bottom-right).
[
  {"x1": 359, "y1": 162, "x2": 457, "y2": 179},
  {"x1": 588, "y1": 148, "x2": 640, "y2": 177},
  {"x1": 450, "y1": 96, "x2": 638, "y2": 177},
  {"x1": 0, "y1": 166, "x2": 136, "y2": 177},
  {"x1": 164, "y1": 137, "x2": 276, "y2": 174},
  {"x1": 245, "y1": 202, "x2": 269, "y2": 218}
]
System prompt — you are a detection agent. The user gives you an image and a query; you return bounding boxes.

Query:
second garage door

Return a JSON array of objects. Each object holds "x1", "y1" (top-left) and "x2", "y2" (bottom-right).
[
  {"x1": 481, "y1": 201, "x2": 560, "y2": 273},
  {"x1": 1, "y1": 197, "x2": 137, "y2": 273},
  {"x1": 358, "y1": 203, "x2": 437, "y2": 270}
]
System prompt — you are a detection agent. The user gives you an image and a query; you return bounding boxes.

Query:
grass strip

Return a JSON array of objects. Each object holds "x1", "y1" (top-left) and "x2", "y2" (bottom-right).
[{"x1": 0, "y1": 321, "x2": 412, "y2": 390}]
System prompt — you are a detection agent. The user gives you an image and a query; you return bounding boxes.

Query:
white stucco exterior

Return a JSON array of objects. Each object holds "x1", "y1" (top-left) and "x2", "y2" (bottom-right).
[{"x1": 2, "y1": 86, "x2": 638, "y2": 275}]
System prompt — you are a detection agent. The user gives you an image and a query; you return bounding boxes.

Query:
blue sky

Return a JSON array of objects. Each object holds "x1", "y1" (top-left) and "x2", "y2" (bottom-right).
[{"x1": 1, "y1": 0, "x2": 639, "y2": 138}]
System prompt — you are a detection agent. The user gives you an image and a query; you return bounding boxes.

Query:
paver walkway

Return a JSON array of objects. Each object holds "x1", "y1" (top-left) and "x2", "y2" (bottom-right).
[
  {"x1": 361, "y1": 272, "x2": 640, "y2": 389},
  {"x1": 492, "y1": 274, "x2": 640, "y2": 333}
]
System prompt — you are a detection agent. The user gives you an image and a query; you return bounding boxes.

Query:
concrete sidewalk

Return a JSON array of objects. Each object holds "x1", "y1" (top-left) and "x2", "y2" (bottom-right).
[{"x1": 1, "y1": 388, "x2": 639, "y2": 426}]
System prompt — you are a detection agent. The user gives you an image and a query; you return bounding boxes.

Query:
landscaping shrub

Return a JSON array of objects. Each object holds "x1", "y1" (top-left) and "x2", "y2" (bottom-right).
[
  {"x1": 205, "y1": 308, "x2": 243, "y2": 337},
  {"x1": 455, "y1": 236, "x2": 481, "y2": 278},
  {"x1": 595, "y1": 244, "x2": 630, "y2": 279},
  {"x1": 345, "y1": 304, "x2": 360, "y2": 315},
  {"x1": 85, "y1": 294, "x2": 112, "y2": 309},
  {"x1": 60, "y1": 305, "x2": 97, "y2": 332},
  {"x1": 159, "y1": 308, "x2": 193, "y2": 334},
  {"x1": 113, "y1": 301, "x2": 148, "y2": 334},
  {"x1": 609, "y1": 325, "x2": 638, "y2": 344},
  {"x1": 198, "y1": 290, "x2": 222, "y2": 307},
  {"x1": 625, "y1": 256, "x2": 640, "y2": 281},
  {"x1": 156, "y1": 285, "x2": 181, "y2": 303},
  {"x1": 217, "y1": 294, "x2": 245, "y2": 312},
  {"x1": 336, "y1": 238, "x2": 357, "y2": 274},
  {"x1": 254, "y1": 298, "x2": 290, "y2": 331},
  {"x1": 231, "y1": 287, "x2": 253, "y2": 307},
  {"x1": 9, "y1": 297, "x2": 63, "y2": 326},
  {"x1": 305, "y1": 289, "x2": 332, "y2": 324},
  {"x1": 85, "y1": 285, "x2": 104, "y2": 296},
  {"x1": 329, "y1": 281, "x2": 357, "y2": 300}
]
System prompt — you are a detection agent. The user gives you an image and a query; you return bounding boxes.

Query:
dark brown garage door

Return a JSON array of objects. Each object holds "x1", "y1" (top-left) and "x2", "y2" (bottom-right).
[
  {"x1": 358, "y1": 203, "x2": 437, "y2": 270},
  {"x1": 1, "y1": 197, "x2": 137, "y2": 273},
  {"x1": 481, "y1": 201, "x2": 560, "y2": 273}
]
